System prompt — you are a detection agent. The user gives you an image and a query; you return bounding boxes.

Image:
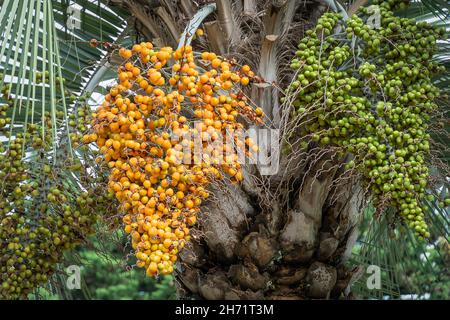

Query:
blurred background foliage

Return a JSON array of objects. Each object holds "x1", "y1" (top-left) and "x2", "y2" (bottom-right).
[
  {"x1": 351, "y1": 204, "x2": 449, "y2": 300},
  {"x1": 29, "y1": 230, "x2": 176, "y2": 300}
]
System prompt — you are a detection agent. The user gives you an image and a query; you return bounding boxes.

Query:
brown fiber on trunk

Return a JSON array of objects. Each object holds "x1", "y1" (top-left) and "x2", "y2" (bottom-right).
[{"x1": 175, "y1": 156, "x2": 364, "y2": 300}]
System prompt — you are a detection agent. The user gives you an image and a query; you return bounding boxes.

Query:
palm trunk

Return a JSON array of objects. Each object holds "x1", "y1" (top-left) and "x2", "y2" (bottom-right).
[
  {"x1": 175, "y1": 161, "x2": 364, "y2": 299},
  {"x1": 112, "y1": 0, "x2": 366, "y2": 299}
]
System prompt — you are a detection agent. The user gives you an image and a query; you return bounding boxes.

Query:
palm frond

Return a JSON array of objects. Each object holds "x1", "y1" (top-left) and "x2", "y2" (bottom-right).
[
  {"x1": 0, "y1": 0, "x2": 129, "y2": 139},
  {"x1": 351, "y1": 203, "x2": 449, "y2": 299},
  {"x1": 416, "y1": 0, "x2": 450, "y2": 21}
]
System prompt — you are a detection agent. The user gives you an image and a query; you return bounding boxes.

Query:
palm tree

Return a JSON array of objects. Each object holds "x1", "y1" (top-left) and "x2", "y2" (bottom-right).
[{"x1": 0, "y1": 0, "x2": 448, "y2": 300}]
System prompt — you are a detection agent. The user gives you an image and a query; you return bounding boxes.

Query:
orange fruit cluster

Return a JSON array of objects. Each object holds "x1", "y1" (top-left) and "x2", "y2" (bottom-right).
[{"x1": 84, "y1": 42, "x2": 264, "y2": 276}]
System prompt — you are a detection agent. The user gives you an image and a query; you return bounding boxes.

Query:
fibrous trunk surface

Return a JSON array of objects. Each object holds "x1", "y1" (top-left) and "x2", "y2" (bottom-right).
[{"x1": 176, "y1": 158, "x2": 364, "y2": 299}]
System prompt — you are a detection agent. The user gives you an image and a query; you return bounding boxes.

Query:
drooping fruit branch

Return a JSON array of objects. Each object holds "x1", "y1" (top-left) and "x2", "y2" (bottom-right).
[
  {"x1": 84, "y1": 43, "x2": 264, "y2": 277},
  {"x1": 286, "y1": 0, "x2": 447, "y2": 239}
]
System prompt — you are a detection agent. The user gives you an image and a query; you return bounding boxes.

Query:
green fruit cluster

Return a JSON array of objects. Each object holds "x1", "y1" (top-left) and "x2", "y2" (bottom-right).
[
  {"x1": 287, "y1": 0, "x2": 446, "y2": 239},
  {"x1": 0, "y1": 78, "x2": 115, "y2": 299},
  {"x1": 68, "y1": 98, "x2": 92, "y2": 148}
]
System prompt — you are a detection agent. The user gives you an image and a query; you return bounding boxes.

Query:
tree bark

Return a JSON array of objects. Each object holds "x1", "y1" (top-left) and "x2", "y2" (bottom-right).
[{"x1": 175, "y1": 156, "x2": 364, "y2": 299}]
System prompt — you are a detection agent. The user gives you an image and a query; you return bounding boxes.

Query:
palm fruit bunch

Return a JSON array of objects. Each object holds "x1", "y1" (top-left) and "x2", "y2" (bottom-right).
[
  {"x1": 287, "y1": 0, "x2": 447, "y2": 239},
  {"x1": 0, "y1": 74, "x2": 115, "y2": 299},
  {"x1": 68, "y1": 96, "x2": 93, "y2": 149},
  {"x1": 83, "y1": 42, "x2": 264, "y2": 277}
]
